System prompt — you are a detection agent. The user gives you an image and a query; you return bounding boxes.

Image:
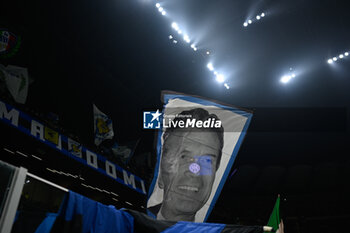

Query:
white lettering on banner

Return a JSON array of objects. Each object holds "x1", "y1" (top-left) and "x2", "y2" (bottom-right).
[
  {"x1": 86, "y1": 150, "x2": 98, "y2": 169},
  {"x1": 56, "y1": 135, "x2": 62, "y2": 150},
  {"x1": 140, "y1": 180, "x2": 147, "y2": 194},
  {"x1": 123, "y1": 170, "x2": 136, "y2": 189},
  {"x1": 105, "y1": 160, "x2": 117, "y2": 179},
  {"x1": 31, "y1": 120, "x2": 44, "y2": 141},
  {"x1": 0, "y1": 101, "x2": 19, "y2": 126},
  {"x1": 0, "y1": 100, "x2": 146, "y2": 194}
]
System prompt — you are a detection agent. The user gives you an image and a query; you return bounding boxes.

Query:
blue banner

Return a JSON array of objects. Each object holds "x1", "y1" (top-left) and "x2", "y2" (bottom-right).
[{"x1": 0, "y1": 99, "x2": 146, "y2": 195}]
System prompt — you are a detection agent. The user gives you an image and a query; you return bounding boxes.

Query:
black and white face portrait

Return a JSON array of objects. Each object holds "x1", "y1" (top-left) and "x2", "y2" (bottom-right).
[
  {"x1": 158, "y1": 126, "x2": 223, "y2": 221},
  {"x1": 147, "y1": 95, "x2": 252, "y2": 222}
]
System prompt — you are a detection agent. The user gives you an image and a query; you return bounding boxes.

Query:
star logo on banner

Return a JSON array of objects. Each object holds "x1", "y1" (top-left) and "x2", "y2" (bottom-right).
[{"x1": 151, "y1": 109, "x2": 162, "y2": 122}]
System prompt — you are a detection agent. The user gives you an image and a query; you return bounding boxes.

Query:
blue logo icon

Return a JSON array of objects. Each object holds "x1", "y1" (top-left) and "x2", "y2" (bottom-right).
[{"x1": 143, "y1": 110, "x2": 162, "y2": 129}]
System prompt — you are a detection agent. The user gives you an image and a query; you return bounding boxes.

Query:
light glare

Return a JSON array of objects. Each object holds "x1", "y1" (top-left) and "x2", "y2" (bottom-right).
[
  {"x1": 207, "y1": 63, "x2": 214, "y2": 71},
  {"x1": 243, "y1": 22, "x2": 248, "y2": 27},
  {"x1": 333, "y1": 57, "x2": 337, "y2": 61},
  {"x1": 256, "y1": 15, "x2": 261, "y2": 20},
  {"x1": 248, "y1": 20, "x2": 252, "y2": 24},
  {"x1": 327, "y1": 59, "x2": 333, "y2": 64},
  {"x1": 280, "y1": 75, "x2": 292, "y2": 83},
  {"x1": 171, "y1": 22, "x2": 179, "y2": 30},
  {"x1": 261, "y1": 13, "x2": 265, "y2": 17},
  {"x1": 216, "y1": 74, "x2": 225, "y2": 83},
  {"x1": 169, "y1": 35, "x2": 173, "y2": 39},
  {"x1": 155, "y1": 3, "x2": 160, "y2": 8},
  {"x1": 345, "y1": 52, "x2": 349, "y2": 56},
  {"x1": 339, "y1": 54, "x2": 344, "y2": 59},
  {"x1": 183, "y1": 35, "x2": 190, "y2": 43},
  {"x1": 158, "y1": 7, "x2": 163, "y2": 12}
]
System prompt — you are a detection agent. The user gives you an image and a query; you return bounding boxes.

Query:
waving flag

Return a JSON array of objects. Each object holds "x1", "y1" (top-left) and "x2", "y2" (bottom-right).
[
  {"x1": 0, "y1": 64, "x2": 29, "y2": 104},
  {"x1": 93, "y1": 104, "x2": 114, "y2": 146},
  {"x1": 111, "y1": 139, "x2": 140, "y2": 165},
  {"x1": 265, "y1": 195, "x2": 284, "y2": 233}
]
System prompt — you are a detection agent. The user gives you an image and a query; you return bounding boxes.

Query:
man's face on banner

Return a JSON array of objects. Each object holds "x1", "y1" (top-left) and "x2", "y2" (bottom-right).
[{"x1": 159, "y1": 129, "x2": 221, "y2": 220}]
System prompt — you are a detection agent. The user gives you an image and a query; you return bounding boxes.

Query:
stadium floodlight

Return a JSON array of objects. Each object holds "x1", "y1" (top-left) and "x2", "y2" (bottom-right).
[
  {"x1": 216, "y1": 74, "x2": 225, "y2": 83},
  {"x1": 332, "y1": 57, "x2": 337, "y2": 61},
  {"x1": 261, "y1": 12, "x2": 265, "y2": 17},
  {"x1": 224, "y1": 83, "x2": 230, "y2": 89},
  {"x1": 327, "y1": 59, "x2": 333, "y2": 64},
  {"x1": 158, "y1": 7, "x2": 163, "y2": 12},
  {"x1": 191, "y1": 44, "x2": 195, "y2": 48},
  {"x1": 169, "y1": 35, "x2": 173, "y2": 39},
  {"x1": 178, "y1": 30, "x2": 182, "y2": 34},
  {"x1": 161, "y1": 11, "x2": 166, "y2": 15},
  {"x1": 248, "y1": 20, "x2": 252, "y2": 24},
  {"x1": 207, "y1": 63, "x2": 214, "y2": 71},
  {"x1": 256, "y1": 15, "x2": 261, "y2": 20},
  {"x1": 173, "y1": 40, "x2": 178, "y2": 44},
  {"x1": 171, "y1": 22, "x2": 179, "y2": 31},
  {"x1": 280, "y1": 75, "x2": 292, "y2": 83},
  {"x1": 156, "y1": 3, "x2": 160, "y2": 8},
  {"x1": 345, "y1": 52, "x2": 349, "y2": 56},
  {"x1": 292, "y1": 73, "x2": 296, "y2": 78},
  {"x1": 206, "y1": 51, "x2": 210, "y2": 55},
  {"x1": 243, "y1": 22, "x2": 248, "y2": 27},
  {"x1": 183, "y1": 34, "x2": 190, "y2": 43},
  {"x1": 339, "y1": 54, "x2": 344, "y2": 59},
  {"x1": 214, "y1": 71, "x2": 218, "y2": 75},
  {"x1": 193, "y1": 47, "x2": 197, "y2": 51}
]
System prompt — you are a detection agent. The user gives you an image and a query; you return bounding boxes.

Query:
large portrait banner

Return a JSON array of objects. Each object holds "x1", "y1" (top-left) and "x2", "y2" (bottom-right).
[{"x1": 147, "y1": 91, "x2": 253, "y2": 222}]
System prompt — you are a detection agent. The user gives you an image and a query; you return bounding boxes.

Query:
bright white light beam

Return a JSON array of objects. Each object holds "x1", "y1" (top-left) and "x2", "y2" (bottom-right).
[
  {"x1": 183, "y1": 34, "x2": 190, "y2": 43},
  {"x1": 216, "y1": 74, "x2": 225, "y2": 83},
  {"x1": 207, "y1": 63, "x2": 214, "y2": 71},
  {"x1": 280, "y1": 75, "x2": 292, "y2": 83},
  {"x1": 171, "y1": 22, "x2": 179, "y2": 31}
]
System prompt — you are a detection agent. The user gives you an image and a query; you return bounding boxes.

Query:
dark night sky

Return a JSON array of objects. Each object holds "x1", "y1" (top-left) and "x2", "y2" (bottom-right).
[{"x1": 1, "y1": 0, "x2": 350, "y2": 230}]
